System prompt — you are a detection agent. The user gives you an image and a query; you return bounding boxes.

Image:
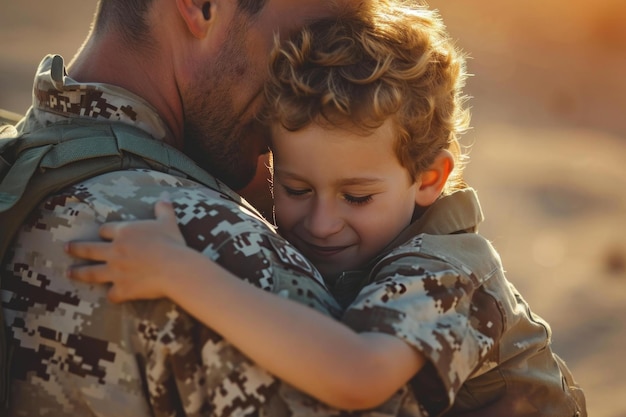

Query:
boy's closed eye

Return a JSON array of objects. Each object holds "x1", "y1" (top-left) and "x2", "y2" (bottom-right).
[
  {"x1": 281, "y1": 184, "x2": 312, "y2": 197},
  {"x1": 342, "y1": 193, "x2": 373, "y2": 205},
  {"x1": 280, "y1": 183, "x2": 375, "y2": 206}
]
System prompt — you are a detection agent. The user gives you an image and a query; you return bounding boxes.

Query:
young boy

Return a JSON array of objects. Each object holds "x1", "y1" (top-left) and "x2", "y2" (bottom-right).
[{"x1": 66, "y1": 2, "x2": 586, "y2": 415}]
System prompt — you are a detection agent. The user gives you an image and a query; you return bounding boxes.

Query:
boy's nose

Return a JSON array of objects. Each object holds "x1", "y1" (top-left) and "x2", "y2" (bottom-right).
[{"x1": 303, "y1": 200, "x2": 344, "y2": 239}]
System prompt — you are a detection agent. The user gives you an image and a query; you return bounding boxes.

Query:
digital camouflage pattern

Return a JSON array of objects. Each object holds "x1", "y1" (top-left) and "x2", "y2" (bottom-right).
[
  {"x1": 1, "y1": 55, "x2": 425, "y2": 417},
  {"x1": 333, "y1": 189, "x2": 587, "y2": 417}
]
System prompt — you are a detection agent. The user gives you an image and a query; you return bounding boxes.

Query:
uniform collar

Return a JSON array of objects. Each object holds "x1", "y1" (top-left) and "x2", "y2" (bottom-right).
[
  {"x1": 384, "y1": 187, "x2": 484, "y2": 252},
  {"x1": 17, "y1": 54, "x2": 172, "y2": 141}
]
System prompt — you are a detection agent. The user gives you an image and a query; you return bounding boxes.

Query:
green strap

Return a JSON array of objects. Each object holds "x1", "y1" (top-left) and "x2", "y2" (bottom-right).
[
  {"x1": 111, "y1": 124, "x2": 224, "y2": 191},
  {"x1": 0, "y1": 145, "x2": 51, "y2": 208},
  {"x1": 0, "y1": 121, "x2": 246, "y2": 256},
  {"x1": 0, "y1": 124, "x2": 208, "y2": 212}
]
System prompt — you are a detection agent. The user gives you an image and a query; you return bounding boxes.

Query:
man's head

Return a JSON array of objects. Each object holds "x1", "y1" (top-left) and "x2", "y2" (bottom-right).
[
  {"x1": 86, "y1": 0, "x2": 359, "y2": 190},
  {"x1": 265, "y1": 0, "x2": 471, "y2": 194}
]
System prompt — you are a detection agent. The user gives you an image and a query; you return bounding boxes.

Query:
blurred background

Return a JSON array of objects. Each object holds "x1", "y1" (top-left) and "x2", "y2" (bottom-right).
[{"x1": 1, "y1": 1, "x2": 625, "y2": 416}]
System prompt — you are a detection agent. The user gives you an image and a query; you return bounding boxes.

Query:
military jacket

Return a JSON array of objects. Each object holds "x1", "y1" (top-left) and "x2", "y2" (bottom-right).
[
  {"x1": 331, "y1": 188, "x2": 587, "y2": 417},
  {"x1": 1, "y1": 55, "x2": 423, "y2": 417}
]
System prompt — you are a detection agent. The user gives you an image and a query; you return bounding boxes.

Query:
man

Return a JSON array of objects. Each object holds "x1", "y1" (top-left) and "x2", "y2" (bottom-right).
[{"x1": 1, "y1": 1, "x2": 406, "y2": 416}]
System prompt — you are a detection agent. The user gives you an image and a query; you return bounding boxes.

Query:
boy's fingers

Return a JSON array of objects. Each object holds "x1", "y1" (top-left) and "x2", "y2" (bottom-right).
[
  {"x1": 158, "y1": 191, "x2": 171, "y2": 203},
  {"x1": 99, "y1": 222, "x2": 125, "y2": 241},
  {"x1": 67, "y1": 263, "x2": 112, "y2": 284},
  {"x1": 154, "y1": 200, "x2": 177, "y2": 224},
  {"x1": 107, "y1": 285, "x2": 129, "y2": 304},
  {"x1": 65, "y1": 241, "x2": 112, "y2": 261}
]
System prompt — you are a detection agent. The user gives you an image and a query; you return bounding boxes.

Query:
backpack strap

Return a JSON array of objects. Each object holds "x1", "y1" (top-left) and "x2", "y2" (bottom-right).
[
  {"x1": 0, "y1": 122, "x2": 239, "y2": 254},
  {"x1": 0, "y1": 120, "x2": 255, "y2": 410}
]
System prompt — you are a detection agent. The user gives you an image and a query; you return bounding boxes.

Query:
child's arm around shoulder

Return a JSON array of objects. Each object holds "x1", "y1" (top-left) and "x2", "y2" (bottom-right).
[{"x1": 65, "y1": 201, "x2": 426, "y2": 410}]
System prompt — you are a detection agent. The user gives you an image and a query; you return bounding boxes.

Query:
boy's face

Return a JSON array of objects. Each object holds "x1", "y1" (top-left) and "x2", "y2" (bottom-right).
[{"x1": 272, "y1": 120, "x2": 419, "y2": 279}]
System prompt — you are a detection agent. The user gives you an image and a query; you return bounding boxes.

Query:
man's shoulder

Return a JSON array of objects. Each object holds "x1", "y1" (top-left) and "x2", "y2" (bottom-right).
[
  {"x1": 54, "y1": 168, "x2": 263, "y2": 226},
  {"x1": 41, "y1": 168, "x2": 276, "y2": 257}
]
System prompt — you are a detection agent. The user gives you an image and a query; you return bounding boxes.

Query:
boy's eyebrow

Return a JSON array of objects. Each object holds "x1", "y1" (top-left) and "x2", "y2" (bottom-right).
[
  {"x1": 274, "y1": 169, "x2": 384, "y2": 186},
  {"x1": 336, "y1": 178, "x2": 383, "y2": 187}
]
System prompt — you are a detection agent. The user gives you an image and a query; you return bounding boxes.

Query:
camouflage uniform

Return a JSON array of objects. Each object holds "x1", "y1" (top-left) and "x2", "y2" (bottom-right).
[
  {"x1": 331, "y1": 188, "x2": 587, "y2": 417},
  {"x1": 1, "y1": 55, "x2": 423, "y2": 417}
]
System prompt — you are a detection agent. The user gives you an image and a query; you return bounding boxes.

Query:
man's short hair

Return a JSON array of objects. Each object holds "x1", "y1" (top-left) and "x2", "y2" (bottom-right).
[
  {"x1": 93, "y1": 0, "x2": 268, "y2": 46},
  {"x1": 93, "y1": 0, "x2": 152, "y2": 44}
]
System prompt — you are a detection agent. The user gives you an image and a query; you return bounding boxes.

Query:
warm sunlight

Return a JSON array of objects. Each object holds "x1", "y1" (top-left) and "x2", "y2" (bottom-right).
[{"x1": 1, "y1": 1, "x2": 624, "y2": 416}]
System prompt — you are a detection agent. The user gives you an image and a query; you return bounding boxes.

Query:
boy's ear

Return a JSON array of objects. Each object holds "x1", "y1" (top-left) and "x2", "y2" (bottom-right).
[
  {"x1": 414, "y1": 150, "x2": 454, "y2": 207},
  {"x1": 176, "y1": 0, "x2": 214, "y2": 39}
]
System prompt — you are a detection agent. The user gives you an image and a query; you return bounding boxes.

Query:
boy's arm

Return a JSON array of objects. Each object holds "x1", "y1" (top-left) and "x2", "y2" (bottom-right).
[
  {"x1": 159, "y1": 246, "x2": 426, "y2": 410},
  {"x1": 67, "y1": 201, "x2": 426, "y2": 410}
]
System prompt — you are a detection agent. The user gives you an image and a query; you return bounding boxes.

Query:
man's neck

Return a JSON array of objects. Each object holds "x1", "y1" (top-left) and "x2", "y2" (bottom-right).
[{"x1": 67, "y1": 34, "x2": 184, "y2": 149}]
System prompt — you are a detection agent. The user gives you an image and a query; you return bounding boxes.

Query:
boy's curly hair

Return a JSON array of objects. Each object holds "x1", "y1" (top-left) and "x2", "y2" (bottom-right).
[{"x1": 264, "y1": 0, "x2": 471, "y2": 193}]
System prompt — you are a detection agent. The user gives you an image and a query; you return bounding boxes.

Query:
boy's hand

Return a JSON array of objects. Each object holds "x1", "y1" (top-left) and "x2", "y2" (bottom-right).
[{"x1": 65, "y1": 200, "x2": 186, "y2": 303}]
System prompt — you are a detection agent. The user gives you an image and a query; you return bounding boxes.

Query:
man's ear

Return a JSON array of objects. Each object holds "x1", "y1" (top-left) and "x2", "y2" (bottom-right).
[
  {"x1": 176, "y1": 0, "x2": 213, "y2": 39},
  {"x1": 414, "y1": 149, "x2": 454, "y2": 206}
]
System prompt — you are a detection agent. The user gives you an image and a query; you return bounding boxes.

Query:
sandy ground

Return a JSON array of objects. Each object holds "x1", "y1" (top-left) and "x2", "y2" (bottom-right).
[{"x1": 1, "y1": 1, "x2": 625, "y2": 416}]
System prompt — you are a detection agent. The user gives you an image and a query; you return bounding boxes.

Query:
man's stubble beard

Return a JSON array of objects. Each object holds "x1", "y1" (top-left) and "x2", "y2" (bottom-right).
[
  {"x1": 183, "y1": 97, "x2": 256, "y2": 190},
  {"x1": 182, "y1": 22, "x2": 265, "y2": 191}
]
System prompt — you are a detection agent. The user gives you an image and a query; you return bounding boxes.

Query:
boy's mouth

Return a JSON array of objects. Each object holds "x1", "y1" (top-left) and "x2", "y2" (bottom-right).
[{"x1": 300, "y1": 241, "x2": 350, "y2": 258}]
